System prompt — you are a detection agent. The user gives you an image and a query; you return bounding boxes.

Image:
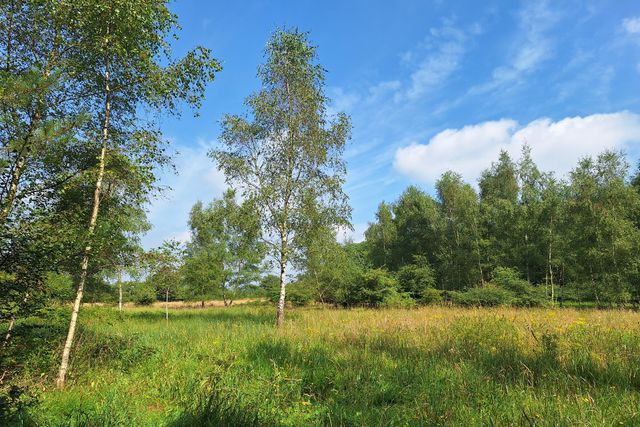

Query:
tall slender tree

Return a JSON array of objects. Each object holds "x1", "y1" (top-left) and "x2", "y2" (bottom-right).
[
  {"x1": 436, "y1": 171, "x2": 483, "y2": 290},
  {"x1": 364, "y1": 202, "x2": 396, "y2": 268},
  {"x1": 213, "y1": 29, "x2": 351, "y2": 327},
  {"x1": 55, "y1": 0, "x2": 221, "y2": 388}
]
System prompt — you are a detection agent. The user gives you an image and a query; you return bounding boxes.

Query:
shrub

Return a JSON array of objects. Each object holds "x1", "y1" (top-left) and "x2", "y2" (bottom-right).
[
  {"x1": 344, "y1": 268, "x2": 400, "y2": 307},
  {"x1": 44, "y1": 273, "x2": 75, "y2": 303},
  {"x1": 381, "y1": 289, "x2": 416, "y2": 308},
  {"x1": 285, "y1": 280, "x2": 316, "y2": 307},
  {"x1": 491, "y1": 267, "x2": 548, "y2": 307},
  {"x1": 420, "y1": 287, "x2": 444, "y2": 305},
  {"x1": 125, "y1": 282, "x2": 156, "y2": 305},
  {"x1": 396, "y1": 255, "x2": 436, "y2": 301},
  {"x1": 450, "y1": 285, "x2": 514, "y2": 307}
]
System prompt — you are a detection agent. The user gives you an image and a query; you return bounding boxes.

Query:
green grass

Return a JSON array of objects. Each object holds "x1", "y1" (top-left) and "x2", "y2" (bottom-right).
[{"x1": 7, "y1": 305, "x2": 640, "y2": 426}]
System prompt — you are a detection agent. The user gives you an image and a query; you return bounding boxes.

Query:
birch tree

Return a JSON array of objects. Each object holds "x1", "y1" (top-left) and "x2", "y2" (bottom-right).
[
  {"x1": 147, "y1": 241, "x2": 183, "y2": 320},
  {"x1": 55, "y1": 0, "x2": 221, "y2": 388},
  {"x1": 212, "y1": 29, "x2": 351, "y2": 327},
  {"x1": 185, "y1": 190, "x2": 264, "y2": 307}
]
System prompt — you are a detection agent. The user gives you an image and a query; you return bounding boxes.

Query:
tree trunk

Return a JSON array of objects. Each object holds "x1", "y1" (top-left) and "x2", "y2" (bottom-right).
[
  {"x1": 0, "y1": 155, "x2": 25, "y2": 223},
  {"x1": 165, "y1": 289, "x2": 169, "y2": 322},
  {"x1": 0, "y1": 110, "x2": 41, "y2": 224},
  {"x1": 118, "y1": 269, "x2": 123, "y2": 312},
  {"x1": 2, "y1": 292, "x2": 29, "y2": 351},
  {"x1": 276, "y1": 233, "x2": 288, "y2": 328},
  {"x1": 56, "y1": 55, "x2": 110, "y2": 390}
]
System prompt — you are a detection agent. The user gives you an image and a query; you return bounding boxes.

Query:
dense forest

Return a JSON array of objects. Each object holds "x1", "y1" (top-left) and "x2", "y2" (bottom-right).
[{"x1": 1, "y1": 0, "x2": 640, "y2": 423}]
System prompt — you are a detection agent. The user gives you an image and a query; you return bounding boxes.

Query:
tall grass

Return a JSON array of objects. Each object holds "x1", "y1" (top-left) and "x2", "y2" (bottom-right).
[{"x1": 9, "y1": 305, "x2": 640, "y2": 426}]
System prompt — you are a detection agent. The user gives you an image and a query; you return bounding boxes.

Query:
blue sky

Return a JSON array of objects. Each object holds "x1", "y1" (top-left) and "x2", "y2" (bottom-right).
[{"x1": 143, "y1": 0, "x2": 640, "y2": 249}]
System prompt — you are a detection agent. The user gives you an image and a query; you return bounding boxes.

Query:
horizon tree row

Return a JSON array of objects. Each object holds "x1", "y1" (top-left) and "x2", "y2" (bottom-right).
[{"x1": 346, "y1": 147, "x2": 640, "y2": 306}]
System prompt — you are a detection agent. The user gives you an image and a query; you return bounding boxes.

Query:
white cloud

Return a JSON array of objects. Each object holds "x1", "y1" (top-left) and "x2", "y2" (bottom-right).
[
  {"x1": 337, "y1": 222, "x2": 368, "y2": 243},
  {"x1": 142, "y1": 140, "x2": 227, "y2": 249},
  {"x1": 168, "y1": 230, "x2": 192, "y2": 244},
  {"x1": 327, "y1": 87, "x2": 360, "y2": 117},
  {"x1": 397, "y1": 21, "x2": 467, "y2": 101},
  {"x1": 366, "y1": 80, "x2": 401, "y2": 103},
  {"x1": 394, "y1": 112, "x2": 640, "y2": 184},
  {"x1": 622, "y1": 17, "x2": 640, "y2": 34}
]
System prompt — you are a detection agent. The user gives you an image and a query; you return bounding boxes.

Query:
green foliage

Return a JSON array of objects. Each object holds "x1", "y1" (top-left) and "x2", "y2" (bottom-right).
[
  {"x1": 44, "y1": 273, "x2": 75, "y2": 303},
  {"x1": 343, "y1": 268, "x2": 401, "y2": 307},
  {"x1": 450, "y1": 285, "x2": 514, "y2": 307},
  {"x1": 420, "y1": 287, "x2": 444, "y2": 304},
  {"x1": 184, "y1": 190, "x2": 264, "y2": 303},
  {"x1": 358, "y1": 149, "x2": 640, "y2": 307},
  {"x1": 283, "y1": 281, "x2": 317, "y2": 307},
  {"x1": 145, "y1": 240, "x2": 184, "y2": 302},
  {"x1": 124, "y1": 281, "x2": 157, "y2": 306},
  {"x1": 491, "y1": 267, "x2": 548, "y2": 307},
  {"x1": 396, "y1": 255, "x2": 436, "y2": 301}
]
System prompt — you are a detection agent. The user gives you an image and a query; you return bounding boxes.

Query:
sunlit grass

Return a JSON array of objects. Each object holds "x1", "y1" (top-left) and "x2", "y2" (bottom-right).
[{"x1": 18, "y1": 305, "x2": 640, "y2": 426}]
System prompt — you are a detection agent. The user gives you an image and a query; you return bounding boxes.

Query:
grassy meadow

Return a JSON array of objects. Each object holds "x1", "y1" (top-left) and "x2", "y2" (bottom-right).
[{"x1": 8, "y1": 304, "x2": 640, "y2": 426}]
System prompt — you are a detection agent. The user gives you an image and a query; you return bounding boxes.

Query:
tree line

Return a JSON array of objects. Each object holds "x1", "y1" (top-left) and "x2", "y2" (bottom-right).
[
  {"x1": 135, "y1": 146, "x2": 640, "y2": 312},
  {"x1": 289, "y1": 148, "x2": 640, "y2": 308}
]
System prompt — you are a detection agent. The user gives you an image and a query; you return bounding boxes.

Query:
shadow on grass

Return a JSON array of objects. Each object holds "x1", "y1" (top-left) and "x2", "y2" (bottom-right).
[
  {"x1": 167, "y1": 377, "x2": 281, "y2": 427},
  {"x1": 244, "y1": 327, "x2": 640, "y2": 403},
  {"x1": 168, "y1": 399, "x2": 269, "y2": 427},
  {"x1": 125, "y1": 308, "x2": 275, "y2": 325},
  {"x1": 167, "y1": 318, "x2": 640, "y2": 426}
]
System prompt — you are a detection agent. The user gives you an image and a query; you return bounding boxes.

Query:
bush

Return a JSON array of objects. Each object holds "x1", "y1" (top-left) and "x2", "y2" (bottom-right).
[
  {"x1": 396, "y1": 255, "x2": 436, "y2": 301},
  {"x1": 420, "y1": 287, "x2": 444, "y2": 305},
  {"x1": 344, "y1": 268, "x2": 400, "y2": 307},
  {"x1": 285, "y1": 280, "x2": 316, "y2": 307},
  {"x1": 84, "y1": 277, "x2": 117, "y2": 303},
  {"x1": 450, "y1": 285, "x2": 514, "y2": 307},
  {"x1": 125, "y1": 282, "x2": 156, "y2": 305},
  {"x1": 260, "y1": 276, "x2": 315, "y2": 306},
  {"x1": 491, "y1": 267, "x2": 548, "y2": 307},
  {"x1": 381, "y1": 289, "x2": 416, "y2": 308},
  {"x1": 44, "y1": 272, "x2": 75, "y2": 303}
]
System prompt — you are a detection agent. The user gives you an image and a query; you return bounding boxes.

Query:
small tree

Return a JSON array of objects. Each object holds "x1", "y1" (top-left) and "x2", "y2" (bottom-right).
[
  {"x1": 212, "y1": 29, "x2": 351, "y2": 326},
  {"x1": 146, "y1": 241, "x2": 184, "y2": 320},
  {"x1": 185, "y1": 190, "x2": 263, "y2": 307}
]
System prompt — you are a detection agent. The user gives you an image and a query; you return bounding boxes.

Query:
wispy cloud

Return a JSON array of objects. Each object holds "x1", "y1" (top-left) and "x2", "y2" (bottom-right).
[
  {"x1": 395, "y1": 20, "x2": 468, "y2": 101},
  {"x1": 622, "y1": 17, "x2": 640, "y2": 35},
  {"x1": 327, "y1": 87, "x2": 360, "y2": 117},
  {"x1": 337, "y1": 222, "x2": 368, "y2": 243},
  {"x1": 471, "y1": 1, "x2": 558, "y2": 95},
  {"x1": 142, "y1": 140, "x2": 227, "y2": 249}
]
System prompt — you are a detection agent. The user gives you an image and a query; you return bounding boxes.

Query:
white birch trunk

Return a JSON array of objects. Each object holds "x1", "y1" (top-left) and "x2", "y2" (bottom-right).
[
  {"x1": 56, "y1": 55, "x2": 110, "y2": 389},
  {"x1": 165, "y1": 289, "x2": 169, "y2": 322},
  {"x1": 118, "y1": 269, "x2": 123, "y2": 312},
  {"x1": 276, "y1": 233, "x2": 288, "y2": 327}
]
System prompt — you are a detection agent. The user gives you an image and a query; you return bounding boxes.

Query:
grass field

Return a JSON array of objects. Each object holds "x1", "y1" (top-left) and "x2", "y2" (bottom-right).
[{"x1": 10, "y1": 304, "x2": 640, "y2": 426}]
